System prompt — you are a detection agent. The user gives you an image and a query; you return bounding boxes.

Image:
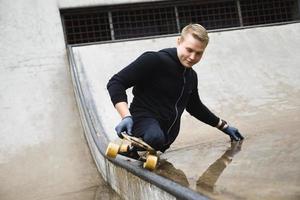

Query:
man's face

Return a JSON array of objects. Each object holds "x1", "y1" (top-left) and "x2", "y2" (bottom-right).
[{"x1": 176, "y1": 33, "x2": 207, "y2": 68}]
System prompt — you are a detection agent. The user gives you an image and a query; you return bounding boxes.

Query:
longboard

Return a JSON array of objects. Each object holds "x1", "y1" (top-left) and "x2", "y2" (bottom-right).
[{"x1": 105, "y1": 133, "x2": 158, "y2": 170}]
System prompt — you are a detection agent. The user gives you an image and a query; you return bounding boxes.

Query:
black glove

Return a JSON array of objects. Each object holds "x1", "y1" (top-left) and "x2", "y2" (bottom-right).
[
  {"x1": 115, "y1": 116, "x2": 133, "y2": 138},
  {"x1": 222, "y1": 126, "x2": 244, "y2": 141}
]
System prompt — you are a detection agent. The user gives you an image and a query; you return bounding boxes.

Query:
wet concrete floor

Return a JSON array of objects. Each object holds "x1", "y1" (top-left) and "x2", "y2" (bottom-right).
[{"x1": 155, "y1": 99, "x2": 300, "y2": 200}]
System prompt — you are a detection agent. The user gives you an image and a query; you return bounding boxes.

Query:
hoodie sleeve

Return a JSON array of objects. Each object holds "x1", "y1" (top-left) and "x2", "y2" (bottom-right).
[
  {"x1": 107, "y1": 52, "x2": 159, "y2": 106},
  {"x1": 185, "y1": 72, "x2": 220, "y2": 127}
]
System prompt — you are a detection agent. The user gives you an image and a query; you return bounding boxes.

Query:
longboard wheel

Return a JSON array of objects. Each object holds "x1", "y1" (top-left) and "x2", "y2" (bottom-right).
[
  {"x1": 143, "y1": 154, "x2": 158, "y2": 171},
  {"x1": 119, "y1": 143, "x2": 129, "y2": 153},
  {"x1": 105, "y1": 143, "x2": 120, "y2": 158}
]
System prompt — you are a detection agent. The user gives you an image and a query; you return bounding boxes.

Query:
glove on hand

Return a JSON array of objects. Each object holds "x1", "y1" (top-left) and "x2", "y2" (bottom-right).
[
  {"x1": 222, "y1": 126, "x2": 244, "y2": 141},
  {"x1": 115, "y1": 116, "x2": 133, "y2": 138}
]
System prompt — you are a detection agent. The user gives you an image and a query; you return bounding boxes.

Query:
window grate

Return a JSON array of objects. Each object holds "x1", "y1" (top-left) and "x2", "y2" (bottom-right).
[
  {"x1": 177, "y1": 1, "x2": 240, "y2": 30},
  {"x1": 63, "y1": 11, "x2": 111, "y2": 44},
  {"x1": 60, "y1": 0, "x2": 299, "y2": 45},
  {"x1": 112, "y1": 6, "x2": 178, "y2": 40},
  {"x1": 240, "y1": 0, "x2": 297, "y2": 26}
]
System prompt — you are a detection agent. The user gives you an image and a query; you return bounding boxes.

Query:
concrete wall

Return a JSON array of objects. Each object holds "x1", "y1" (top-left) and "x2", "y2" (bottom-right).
[{"x1": 0, "y1": 0, "x2": 134, "y2": 199}]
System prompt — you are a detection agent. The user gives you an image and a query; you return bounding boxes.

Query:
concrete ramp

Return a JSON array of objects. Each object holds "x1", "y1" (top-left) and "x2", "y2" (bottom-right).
[{"x1": 69, "y1": 23, "x2": 300, "y2": 200}]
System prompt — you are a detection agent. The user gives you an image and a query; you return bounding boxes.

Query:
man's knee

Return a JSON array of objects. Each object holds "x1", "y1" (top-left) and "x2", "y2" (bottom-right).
[
  {"x1": 132, "y1": 117, "x2": 166, "y2": 151},
  {"x1": 143, "y1": 129, "x2": 166, "y2": 151}
]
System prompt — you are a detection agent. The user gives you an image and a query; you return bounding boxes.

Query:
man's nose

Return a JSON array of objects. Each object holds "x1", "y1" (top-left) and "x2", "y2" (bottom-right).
[{"x1": 189, "y1": 53, "x2": 196, "y2": 60}]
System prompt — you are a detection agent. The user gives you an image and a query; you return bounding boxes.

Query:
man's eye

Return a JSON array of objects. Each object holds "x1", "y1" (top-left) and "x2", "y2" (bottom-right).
[
  {"x1": 196, "y1": 52, "x2": 203, "y2": 56},
  {"x1": 186, "y1": 48, "x2": 193, "y2": 52}
]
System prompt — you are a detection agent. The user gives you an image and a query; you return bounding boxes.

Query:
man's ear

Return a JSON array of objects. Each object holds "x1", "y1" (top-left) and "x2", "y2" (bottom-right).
[{"x1": 177, "y1": 36, "x2": 181, "y2": 46}]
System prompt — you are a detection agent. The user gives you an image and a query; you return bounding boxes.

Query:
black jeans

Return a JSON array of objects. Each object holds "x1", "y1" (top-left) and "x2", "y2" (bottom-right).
[{"x1": 132, "y1": 117, "x2": 167, "y2": 152}]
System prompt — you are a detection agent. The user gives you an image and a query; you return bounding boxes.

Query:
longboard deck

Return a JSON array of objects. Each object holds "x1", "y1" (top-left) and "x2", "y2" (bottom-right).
[{"x1": 121, "y1": 133, "x2": 155, "y2": 152}]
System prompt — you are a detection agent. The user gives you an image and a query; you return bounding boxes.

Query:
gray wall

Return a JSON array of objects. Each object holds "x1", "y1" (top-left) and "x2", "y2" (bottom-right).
[{"x1": 0, "y1": 0, "x2": 138, "y2": 199}]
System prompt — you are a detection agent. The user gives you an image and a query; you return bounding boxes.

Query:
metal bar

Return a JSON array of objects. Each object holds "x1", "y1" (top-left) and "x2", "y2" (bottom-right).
[
  {"x1": 298, "y1": 0, "x2": 300, "y2": 19},
  {"x1": 236, "y1": 0, "x2": 243, "y2": 27},
  {"x1": 108, "y1": 11, "x2": 115, "y2": 40},
  {"x1": 174, "y1": 6, "x2": 181, "y2": 33}
]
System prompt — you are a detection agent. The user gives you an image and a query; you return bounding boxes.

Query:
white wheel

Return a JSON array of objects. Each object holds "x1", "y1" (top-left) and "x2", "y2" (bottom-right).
[{"x1": 105, "y1": 143, "x2": 120, "y2": 158}]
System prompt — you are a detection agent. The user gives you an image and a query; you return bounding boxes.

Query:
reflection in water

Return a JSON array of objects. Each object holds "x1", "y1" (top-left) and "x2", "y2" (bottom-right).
[
  {"x1": 156, "y1": 159, "x2": 189, "y2": 187},
  {"x1": 156, "y1": 141, "x2": 243, "y2": 193},
  {"x1": 196, "y1": 141, "x2": 243, "y2": 193}
]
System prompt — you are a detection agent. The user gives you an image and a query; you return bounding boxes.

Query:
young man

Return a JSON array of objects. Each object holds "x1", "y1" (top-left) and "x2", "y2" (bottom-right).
[{"x1": 107, "y1": 24, "x2": 243, "y2": 156}]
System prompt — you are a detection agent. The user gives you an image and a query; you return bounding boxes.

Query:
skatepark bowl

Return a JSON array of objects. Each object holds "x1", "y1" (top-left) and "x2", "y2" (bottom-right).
[{"x1": 68, "y1": 23, "x2": 300, "y2": 200}]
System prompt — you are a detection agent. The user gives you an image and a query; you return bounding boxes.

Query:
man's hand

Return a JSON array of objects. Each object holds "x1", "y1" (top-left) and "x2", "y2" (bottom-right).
[
  {"x1": 222, "y1": 126, "x2": 244, "y2": 141},
  {"x1": 115, "y1": 116, "x2": 133, "y2": 138}
]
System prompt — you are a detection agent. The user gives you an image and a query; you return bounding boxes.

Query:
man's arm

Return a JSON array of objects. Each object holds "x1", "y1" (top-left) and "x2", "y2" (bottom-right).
[
  {"x1": 185, "y1": 90, "x2": 220, "y2": 127},
  {"x1": 106, "y1": 52, "x2": 160, "y2": 137},
  {"x1": 107, "y1": 51, "x2": 159, "y2": 106},
  {"x1": 186, "y1": 92, "x2": 244, "y2": 141},
  {"x1": 115, "y1": 102, "x2": 131, "y2": 118},
  {"x1": 186, "y1": 73, "x2": 244, "y2": 141}
]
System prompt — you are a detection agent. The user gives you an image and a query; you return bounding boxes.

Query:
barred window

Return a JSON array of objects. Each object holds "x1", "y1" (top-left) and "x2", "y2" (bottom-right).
[
  {"x1": 177, "y1": 1, "x2": 240, "y2": 30},
  {"x1": 240, "y1": 0, "x2": 298, "y2": 26},
  {"x1": 63, "y1": 11, "x2": 110, "y2": 44},
  {"x1": 112, "y1": 6, "x2": 177, "y2": 39},
  {"x1": 60, "y1": 0, "x2": 299, "y2": 45}
]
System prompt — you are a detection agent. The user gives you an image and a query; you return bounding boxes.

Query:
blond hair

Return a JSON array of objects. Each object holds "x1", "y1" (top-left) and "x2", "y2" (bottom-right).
[{"x1": 180, "y1": 24, "x2": 209, "y2": 46}]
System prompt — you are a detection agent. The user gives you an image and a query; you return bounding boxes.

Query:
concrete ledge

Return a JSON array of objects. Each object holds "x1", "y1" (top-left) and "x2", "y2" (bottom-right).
[{"x1": 67, "y1": 46, "x2": 209, "y2": 200}]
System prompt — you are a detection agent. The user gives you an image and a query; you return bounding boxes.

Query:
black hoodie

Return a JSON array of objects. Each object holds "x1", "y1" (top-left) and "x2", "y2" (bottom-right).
[{"x1": 107, "y1": 48, "x2": 219, "y2": 147}]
